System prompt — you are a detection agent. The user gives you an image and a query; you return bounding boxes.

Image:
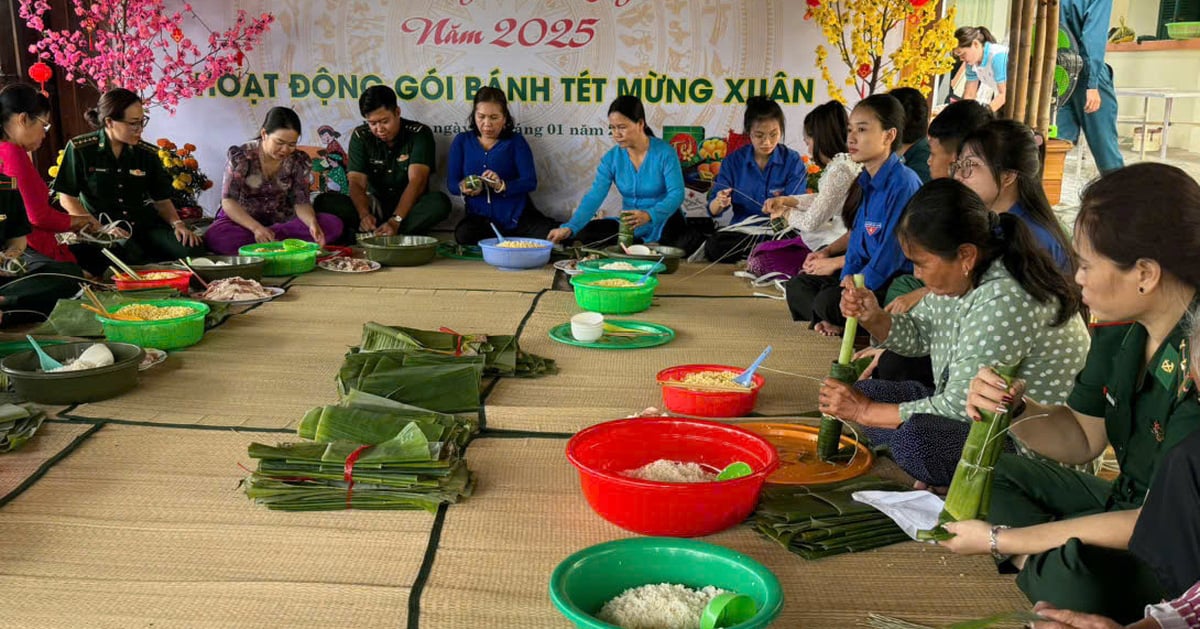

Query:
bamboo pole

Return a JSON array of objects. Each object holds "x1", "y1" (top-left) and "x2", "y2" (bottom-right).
[
  {"x1": 1012, "y1": 0, "x2": 1038, "y2": 124},
  {"x1": 1003, "y1": 0, "x2": 1027, "y2": 120},
  {"x1": 1035, "y1": 1, "x2": 1061, "y2": 136},
  {"x1": 1025, "y1": 0, "x2": 1050, "y2": 126}
]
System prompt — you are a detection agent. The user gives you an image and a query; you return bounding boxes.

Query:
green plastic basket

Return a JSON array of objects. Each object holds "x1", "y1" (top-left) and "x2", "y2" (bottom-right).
[
  {"x1": 570, "y1": 272, "x2": 658, "y2": 314},
  {"x1": 99, "y1": 299, "x2": 210, "y2": 350},
  {"x1": 1167, "y1": 21, "x2": 1200, "y2": 40},
  {"x1": 238, "y1": 241, "x2": 320, "y2": 276}
]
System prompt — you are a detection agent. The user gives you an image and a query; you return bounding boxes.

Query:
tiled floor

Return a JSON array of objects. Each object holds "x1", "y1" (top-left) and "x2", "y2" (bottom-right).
[{"x1": 1055, "y1": 142, "x2": 1200, "y2": 228}]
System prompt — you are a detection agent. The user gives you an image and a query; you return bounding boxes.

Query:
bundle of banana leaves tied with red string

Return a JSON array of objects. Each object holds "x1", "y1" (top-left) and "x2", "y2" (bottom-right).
[{"x1": 242, "y1": 390, "x2": 476, "y2": 512}]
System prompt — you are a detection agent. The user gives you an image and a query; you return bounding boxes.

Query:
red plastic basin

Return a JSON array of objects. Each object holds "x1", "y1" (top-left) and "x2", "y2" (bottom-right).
[
  {"x1": 113, "y1": 269, "x2": 192, "y2": 293},
  {"x1": 658, "y1": 364, "x2": 764, "y2": 418},
  {"x1": 566, "y1": 417, "x2": 779, "y2": 537}
]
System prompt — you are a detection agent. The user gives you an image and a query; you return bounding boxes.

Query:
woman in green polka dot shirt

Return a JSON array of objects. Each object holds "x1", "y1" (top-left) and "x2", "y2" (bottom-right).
[{"x1": 818, "y1": 178, "x2": 1089, "y2": 487}]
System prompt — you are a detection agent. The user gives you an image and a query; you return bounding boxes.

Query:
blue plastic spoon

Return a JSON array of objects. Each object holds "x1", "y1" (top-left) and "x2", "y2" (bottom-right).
[
  {"x1": 732, "y1": 345, "x2": 772, "y2": 387},
  {"x1": 636, "y1": 256, "x2": 664, "y2": 285},
  {"x1": 490, "y1": 223, "x2": 506, "y2": 243},
  {"x1": 26, "y1": 335, "x2": 63, "y2": 372}
]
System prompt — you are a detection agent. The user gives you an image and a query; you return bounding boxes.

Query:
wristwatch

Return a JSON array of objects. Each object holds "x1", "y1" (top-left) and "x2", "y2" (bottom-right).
[{"x1": 389, "y1": 215, "x2": 404, "y2": 225}]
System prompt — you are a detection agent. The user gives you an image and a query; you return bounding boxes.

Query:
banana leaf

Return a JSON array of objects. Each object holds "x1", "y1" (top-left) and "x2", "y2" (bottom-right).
[
  {"x1": 243, "y1": 425, "x2": 475, "y2": 512},
  {"x1": 35, "y1": 287, "x2": 229, "y2": 337},
  {"x1": 918, "y1": 362, "x2": 1020, "y2": 542},
  {"x1": 359, "y1": 322, "x2": 557, "y2": 378},
  {"x1": 336, "y1": 389, "x2": 479, "y2": 443},
  {"x1": 336, "y1": 350, "x2": 484, "y2": 413},
  {"x1": 818, "y1": 273, "x2": 866, "y2": 461},
  {"x1": 753, "y1": 477, "x2": 911, "y2": 560},
  {"x1": 0, "y1": 403, "x2": 46, "y2": 453},
  {"x1": 296, "y1": 402, "x2": 475, "y2": 448}
]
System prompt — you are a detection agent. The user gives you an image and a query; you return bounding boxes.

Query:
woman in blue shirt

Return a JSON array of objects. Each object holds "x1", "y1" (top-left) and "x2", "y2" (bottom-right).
[
  {"x1": 704, "y1": 96, "x2": 806, "y2": 262},
  {"x1": 446, "y1": 87, "x2": 556, "y2": 245},
  {"x1": 954, "y1": 120, "x2": 1074, "y2": 274},
  {"x1": 547, "y1": 96, "x2": 685, "y2": 247},
  {"x1": 786, "y1": 94, "x2": 922, "y2": 336},
  {"x1": 956, "y1": 26, "x2": 1009, "y2": 113}
]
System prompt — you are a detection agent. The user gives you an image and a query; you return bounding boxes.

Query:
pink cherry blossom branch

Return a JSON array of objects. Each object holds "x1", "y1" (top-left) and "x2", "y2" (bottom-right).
[{"x1": 18, "y1": 0, "x2": 274, "y2": 113}]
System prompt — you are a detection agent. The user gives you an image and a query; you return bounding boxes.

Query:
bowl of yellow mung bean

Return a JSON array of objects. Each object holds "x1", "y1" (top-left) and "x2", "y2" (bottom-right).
[
  {"x1": 657, "y1": 364, "x2": 763, "y2": 417},
  {"x1": 97, "y1": 299, "x2": 210, "y2": 350},
  {"x1": 478, "y1": 237, "x2": 553, "y2": 271},
  {"x1": 570, "y1": 271, "x2": 658, "y2": 314}
]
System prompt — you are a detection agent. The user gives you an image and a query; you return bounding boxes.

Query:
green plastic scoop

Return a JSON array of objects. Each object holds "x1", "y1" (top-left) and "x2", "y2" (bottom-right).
[
  {"x1": 701, "y1": 592, "x2": 757, "y2": 629},
  {"x1": 715, "y1": 461, "x2": 753, "y2": 481},
  {"x1": 281, "y1": 238, "x2": 309, "y2": 251}
]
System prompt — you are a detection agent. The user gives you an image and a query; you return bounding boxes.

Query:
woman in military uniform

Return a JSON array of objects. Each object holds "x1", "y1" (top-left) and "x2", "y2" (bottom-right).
[
  {"x1": 0, "y1": 83, "x2": 88, "y2": 322},
  {"x1": 943, "y1": 163, "x2": 1200, "y2": 622},
  {"x1": 53, "y1": 88, "x2": 203, "y2": 271}
]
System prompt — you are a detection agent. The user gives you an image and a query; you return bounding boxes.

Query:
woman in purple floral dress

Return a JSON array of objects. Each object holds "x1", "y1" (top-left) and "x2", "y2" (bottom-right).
[{"x1": 204, "y1": 107, "x2": 343, "y2": 254}]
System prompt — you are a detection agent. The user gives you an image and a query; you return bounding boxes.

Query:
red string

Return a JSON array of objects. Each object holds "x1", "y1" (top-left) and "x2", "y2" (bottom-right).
[
  {"x1": 343, "y1": 444, "x2": 371, "y2": 509},
  {"x1": 439, "y1": 327, "x2": 464, "y2": 356}
]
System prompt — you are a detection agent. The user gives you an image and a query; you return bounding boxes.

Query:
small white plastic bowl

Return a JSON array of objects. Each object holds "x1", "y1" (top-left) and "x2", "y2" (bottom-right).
[{"x1": 570, "y1": 312, "x2": 605, "y2": 342}]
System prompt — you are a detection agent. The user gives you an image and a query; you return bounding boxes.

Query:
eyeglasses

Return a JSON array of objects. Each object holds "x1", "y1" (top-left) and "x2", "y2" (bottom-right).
[
  {"x1": 949, "y1": 157, "x2": 980, "y2": 180},
  {"x1": 34, "y1": 116, "x2": 51, "y2": 132},
  {"x1": 120, "y1": 116, "x2": 150, "y2": 129}
]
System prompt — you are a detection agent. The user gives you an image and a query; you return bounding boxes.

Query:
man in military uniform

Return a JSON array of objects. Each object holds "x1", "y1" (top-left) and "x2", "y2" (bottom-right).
[
  {"x1": 52, "y1": 90, "x2": 203, "y2": 270},
  {"x1": 315, "y1": 85, "x2": 449, "y2": 238}
]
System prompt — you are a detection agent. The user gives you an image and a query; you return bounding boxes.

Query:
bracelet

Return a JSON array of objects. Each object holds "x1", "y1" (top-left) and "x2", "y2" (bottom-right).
[
  {"x1": 989, "y1": 525, "x2": 1010, "y2": 561},
  {"x1": 171, "y1": 219, "x2": 184, "y2": 228}
]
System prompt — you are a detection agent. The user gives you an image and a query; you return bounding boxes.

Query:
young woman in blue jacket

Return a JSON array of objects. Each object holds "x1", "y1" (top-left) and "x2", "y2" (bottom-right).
[
  {"x1": 786, "y1": 94, "x2": 922, "y2": 336},
  {"x1": 547, "y1": 96, "x2": 685, "y2": 247},
  {"x1": 704, "y1": 96, "x2": 806, "y2": 262}
]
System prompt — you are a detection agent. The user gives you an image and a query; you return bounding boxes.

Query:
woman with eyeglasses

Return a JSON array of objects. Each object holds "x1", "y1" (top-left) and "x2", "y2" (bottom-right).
[
  {"x1": 940, "y1": 163, "x2": 1200, "y2": 622},
  {"x1": 53, "y1": 88, "x2": 203, "y2": 272},
  {"x1": 0, "y1": 82, "x2": 88, "y2": 323},
  {"x1": 953, "y1": 120, "x2": 1073, "y2": 275},
  {"x1": 204, "y1": 106, "x2": 342, "y2": 254},
  {"x1": 818, "y1": 178, "x2": 1089, "y2": 490}
]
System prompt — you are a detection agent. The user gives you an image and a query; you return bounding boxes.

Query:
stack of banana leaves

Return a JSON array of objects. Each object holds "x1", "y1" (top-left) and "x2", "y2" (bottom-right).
[
  {"x1": 752, "y1": 477, "x2": 912, "y2": 560},
  {"x1": 0, "y1": 403, "x2": 45, "y2": 453},
  {"x1": 242, "y1": 391, "x2": 476, "y2": 512},
  {"x1": 358, "y1": 322, "x2": 556, "y2": 378}
]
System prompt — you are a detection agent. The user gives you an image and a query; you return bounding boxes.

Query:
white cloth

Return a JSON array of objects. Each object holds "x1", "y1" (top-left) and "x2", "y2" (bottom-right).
[{"x1": 851, "y1": 490, "x2": 945, "y2": 540}]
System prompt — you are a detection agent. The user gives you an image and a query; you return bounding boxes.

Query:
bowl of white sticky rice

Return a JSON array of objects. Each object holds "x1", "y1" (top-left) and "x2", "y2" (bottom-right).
[{"x1": 549, "y1": 537, "x2": 783, "y2": 629}]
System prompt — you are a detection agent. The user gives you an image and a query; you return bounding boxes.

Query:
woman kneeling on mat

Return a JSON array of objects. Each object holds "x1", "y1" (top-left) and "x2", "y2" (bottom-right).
[
  {"x1": 817, "y1": 178, "x2": 1089, "y2": 488},
  {"x1": 204, "y1": 107, "x2": 343, "y2": 255}
]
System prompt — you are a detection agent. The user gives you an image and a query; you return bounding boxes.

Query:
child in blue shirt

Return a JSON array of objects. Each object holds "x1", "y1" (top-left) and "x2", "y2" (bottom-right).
[
  {"x1": 786, "y1": 94, "x2": 921, "y2": 336},
  {"x1": 446, "y1": 87, "x2": 556, "y2": 245},
  {"x1": 704, "y1": 96, "x2": 806, "y2": 262},
  {"x1": 548, "y1": 96, "x2": 685, "y2": 247}
]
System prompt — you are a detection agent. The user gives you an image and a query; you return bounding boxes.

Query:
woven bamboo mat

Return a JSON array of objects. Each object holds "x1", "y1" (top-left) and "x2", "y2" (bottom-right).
[
  {"x1": 420, "y1": 437, "x2": 1027, "y2": 628},
  {"x1": 420, "y1": 436, "x2": 636, "y2": 629},
  {"x1": 290, "y1": 257, "x2": 555, "y2": 293},
  {"x1": 67, "y1": 287, "x2": 536, "y2": 429},
  {"x1": 0, "y1": 425, "x2": 434, "y2": 629},
  {"x1": 652, "y1": 262, "x2": 759, "y2": 297},
  {"x1": 0, "y1": 421, "x2": 97, "y2": 505},
  {"x1": 484, "y1": 291, "x2": 837, "y2": 432}
]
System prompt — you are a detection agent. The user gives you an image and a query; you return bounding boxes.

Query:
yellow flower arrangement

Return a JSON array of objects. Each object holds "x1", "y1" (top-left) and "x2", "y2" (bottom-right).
[
  {"x1": 809, "y1": 0, "x2": 957, "y2": 103},
  {"x1": 154, "y1": 138, "x2": 212, "y2": 215}
]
